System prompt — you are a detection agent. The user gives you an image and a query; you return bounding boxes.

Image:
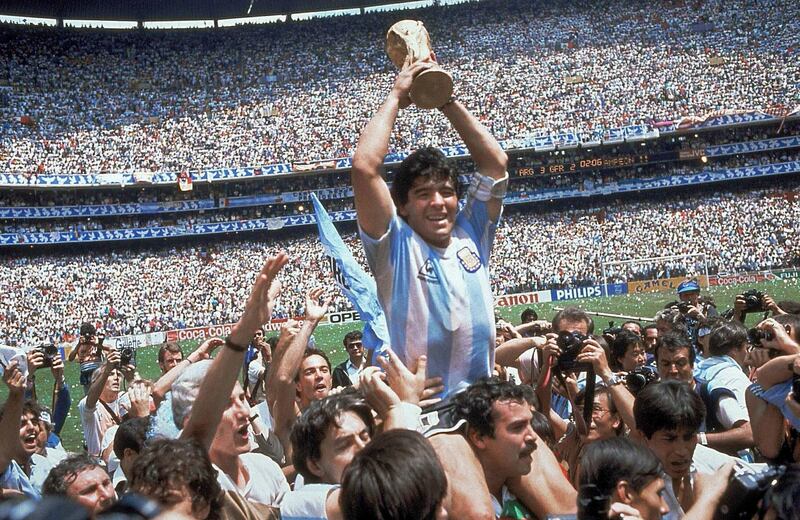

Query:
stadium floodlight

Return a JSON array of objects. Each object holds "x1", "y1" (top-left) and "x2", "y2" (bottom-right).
[{"x1": 601, "y1": 253, "x2": 709, "y2": 297}]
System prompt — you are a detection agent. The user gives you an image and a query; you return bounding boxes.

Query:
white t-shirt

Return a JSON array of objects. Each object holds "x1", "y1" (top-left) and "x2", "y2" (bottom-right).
[
  {"x1": 215, "y1": 452, "x2": 289, "y2": 506},
  {"x1": 248, "y1": 360, "x2": 266, "y2": 398},
  {"x1": 279, "y1": 483, "x2": 338, "y2": 520},
  {"x1": 78, "y1": 393, "x2": 130, "y2": 456},
  {"x1": 716, "y1": 395, "x2": 749, "y2": 429}
]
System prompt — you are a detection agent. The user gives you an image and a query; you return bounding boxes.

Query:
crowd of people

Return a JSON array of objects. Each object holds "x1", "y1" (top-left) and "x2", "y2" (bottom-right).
[
  {"x1": 3, "y1": 146, "x2": 800, "y2": 235},
  {"x1": 4, "y1": 263, "x2": 800, "y2": 519},
  {"x1": 1, "y1": 178, "x2": 798, "y2": 347},
  {"x1": 2, "y1": 2, "x2": 800, "y2": 518},
  {"x1": 1, "y1": 0, "x2": 798, "y2": 175}
]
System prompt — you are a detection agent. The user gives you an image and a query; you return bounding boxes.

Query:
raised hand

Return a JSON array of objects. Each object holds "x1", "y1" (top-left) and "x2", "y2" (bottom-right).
[
  {"x1": 377, "y1": 350, "x2": 428, "y2": 406},
  {"x1": 128, "y1": 379, "x2": 153, "y2": 418},
  {"x1": 391, "y1": 55, "x2": 435, "y2": 109},
  {"x1": 26, "y1": 350, "x2": 44, "y2": 372},
  {"x1": 188, "y1": 337, "x2": 225, "y2": 363},
  {"x1": 576, "y1": 339, "x2": 613, "y2": 379},
  {"x1": 233, "y1": 252, "x2": 289, "y2": 344},
  {"x1": 2, "y1": 361, "x2": 25, "y2": 396},
  {"x1": 304, "y1": 287, "x2": 331, "y2": 323}
]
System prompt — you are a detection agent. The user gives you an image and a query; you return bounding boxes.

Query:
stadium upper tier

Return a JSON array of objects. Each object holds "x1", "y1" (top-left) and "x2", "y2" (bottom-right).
[
  {"x1": 2, "y1": 181, "x2": 798, "y2": 346},
  {"x1": 1, "y1": 0, "x2": 797, "y2": 176}
]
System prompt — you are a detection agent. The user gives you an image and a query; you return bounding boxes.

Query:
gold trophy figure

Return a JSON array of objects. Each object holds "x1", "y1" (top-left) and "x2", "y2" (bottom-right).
[{"x1": 386, "y1": 20, "x2": 453, "y2": 110}]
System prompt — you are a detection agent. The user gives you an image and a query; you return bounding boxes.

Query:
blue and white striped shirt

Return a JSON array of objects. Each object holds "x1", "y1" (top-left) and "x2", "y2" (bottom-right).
[{"x1": 361, "y1": 191, "x2": 498, "y2": 398}]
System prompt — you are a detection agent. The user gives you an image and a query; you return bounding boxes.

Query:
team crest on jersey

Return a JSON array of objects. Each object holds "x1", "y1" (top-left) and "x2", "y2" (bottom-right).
[
  {"x1": 418, "y1": 258, "x2": 439, "y2": 283},
  {"x1": 457, "y1": 247, "x2": 481, "y2": 273}
]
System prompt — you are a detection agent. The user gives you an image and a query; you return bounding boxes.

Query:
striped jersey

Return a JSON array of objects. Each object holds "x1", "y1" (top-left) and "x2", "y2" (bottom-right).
[{"x1": 360, "y1": 193, "x2": 498, "y2": 398}]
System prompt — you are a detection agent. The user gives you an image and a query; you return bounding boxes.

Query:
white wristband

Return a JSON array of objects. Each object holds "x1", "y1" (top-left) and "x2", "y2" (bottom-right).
[
  {"x1": 698, "y1": 432, "x2": 708, "y2": 445},
  {"x1": 467, "y1": 171, "x2": 509, "y2": 201},
  {"x1": 385, "y1": 402, "x2": 423, "y2": 431}
]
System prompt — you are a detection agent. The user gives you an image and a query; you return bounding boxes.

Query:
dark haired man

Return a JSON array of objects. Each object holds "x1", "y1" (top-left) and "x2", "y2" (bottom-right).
[
  {"x1": 643, "y1": 323, "x2": 659, "y2": 354},
  {"x1": 622, "y1": 321, "x2": 642, "y2": 336},
  {"x1": 42, "y1": 454, "x2": 116, "y2": 516},
  {"x1": 633, "y1": 381, "x2": 735, "y2": 519},
  {"x1": 129, "y1": 438, "x2": 225, "y2": 520},
  {"x1": 352, "y1": 59, "x2": 507, "y2": 399},
  {"x1": 453, "y1": 378, "x2": 539, "y2": 518},
  {"x1": 655, "y1": 332, "x2": 697, "y2": 388},
  {"x1": 279, "y1": 392, "x2": 375, "y2": 519},
  {"x1": 340, "y1": 429, "x2": 448, "y2": 520},
  {"x1": 694, "y1": 321, "x2": 754, "y2": 457},
  {"x1": 111, "y1": 416, "x2": 149, "y2": 493},
  {"x1": 332, "y1": 331, "x2": 365, "y2": 388}
]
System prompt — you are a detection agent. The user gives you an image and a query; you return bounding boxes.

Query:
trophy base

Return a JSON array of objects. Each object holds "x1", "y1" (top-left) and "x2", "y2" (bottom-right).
[{"x1": 410, "y1": 68, "x2": 454, "y2": 110}]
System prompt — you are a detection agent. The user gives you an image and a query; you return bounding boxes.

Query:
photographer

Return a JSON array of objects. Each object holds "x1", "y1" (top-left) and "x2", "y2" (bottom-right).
[
  {"x1": 694, "y1": 321, "x2": 755, "y2": 458},
  {"x1": 747, "y1": 316, "x2": 800, "y2": 461},
  {"x1": 24, "y1": 347, "x2": 70, "y2": 455},
  {"x1": 78, "y1": 349, "x2": 135, "y2": 457},
  {"x1": 732, "y1": 290, "x2": 786, "y2": 324},
  {"x1": 0, "y1": 361, "x2": 54, "y2": 498},
  {"x1": 68, "y1": 322, "x2": 109, "y2": 396},
  {"x1": 245, "y1": 329, "x2": 275, "y2": 402},
  {"x1": 672, "y1": 280, "x2": 717, "y2": 351}
]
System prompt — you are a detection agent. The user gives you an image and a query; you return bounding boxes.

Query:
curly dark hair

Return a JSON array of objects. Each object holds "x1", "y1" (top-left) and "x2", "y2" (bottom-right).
[
  {"x1": 129, "y1": 438, "x2": 222, "y2": 520},
  {"x1": 42, "y1": 454, "x2": 102, "y2": 496},
  {"x1": 291, "y1": 391, "x2": 375, "y2": 483},
  {"x1": 390, "y1": 146, "x2": 460, "y2": 208},
  {"x1": 453, "y1": 377, "x2": 533, "y2": 438}
]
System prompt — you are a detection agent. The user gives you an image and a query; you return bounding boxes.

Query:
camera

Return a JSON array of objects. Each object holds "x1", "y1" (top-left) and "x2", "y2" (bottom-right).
[
  {"x1": 119, "y1": 346, "x2": 135, "y2": 366},
  {"x1": 747, "y1": 327, "x2": 774, "y2": 346},
  {"x1": 714, "y1": 464, "x2": 785, "y2": 519},
  {"x1": 602, "y1": 321, "x2": 623, "y2": 337},
  {"x1": 35, "y1": 344, "x2": 60, "y2": 368},
  {"x1": 625, "y1": 366, "x2": 659, "y2": 395},
  {"x1": 741, "y1": 289, "x2": 765, "y2": 313},
  {"x1": 555, "y1": 331, "x2": 589, "y2": 372},
  {"x1": 677, "y1": 301, "x2": 693, "y2": 314}
]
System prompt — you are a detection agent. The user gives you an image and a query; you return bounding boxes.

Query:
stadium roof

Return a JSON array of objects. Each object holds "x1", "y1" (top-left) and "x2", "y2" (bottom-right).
[{"x1": 0, "y1": 0, "x2": 440, "y2": 22}]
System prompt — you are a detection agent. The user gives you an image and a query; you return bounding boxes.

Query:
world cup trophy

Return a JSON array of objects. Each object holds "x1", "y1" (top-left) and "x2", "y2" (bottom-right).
[{"x1": 386, "y1": 20, "x2": 453, "y2": 110}]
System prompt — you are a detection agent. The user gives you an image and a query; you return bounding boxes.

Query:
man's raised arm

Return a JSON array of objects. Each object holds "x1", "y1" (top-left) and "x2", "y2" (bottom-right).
[
  {"x1": 181, "y1": 253, "x2": 287, "y2": 449},
  {"x1": 440, "y1": 100, "x2": 508, "y2": 221},
  {"x1": 351, "y1": 59, "x2": 435, "y2": 239}
]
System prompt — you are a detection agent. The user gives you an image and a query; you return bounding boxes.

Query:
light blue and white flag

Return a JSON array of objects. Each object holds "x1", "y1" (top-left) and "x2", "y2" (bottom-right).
[{"x1": 310, "y1": 194, "x2": 389, "y2": 360}]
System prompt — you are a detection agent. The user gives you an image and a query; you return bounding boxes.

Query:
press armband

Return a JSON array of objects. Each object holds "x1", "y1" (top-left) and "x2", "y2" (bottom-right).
[{"x1": 467, "y1": 171, "x2": 509, "y2": 202}]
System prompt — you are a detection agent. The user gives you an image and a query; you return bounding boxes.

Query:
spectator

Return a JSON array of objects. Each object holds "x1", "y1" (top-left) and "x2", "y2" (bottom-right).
[
  {"x1": 331, "y1": 331, "x2": 365, "y2": 388},
  {"x1": 41, "y1": 454, "x2": 116, "y2": 516}
]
